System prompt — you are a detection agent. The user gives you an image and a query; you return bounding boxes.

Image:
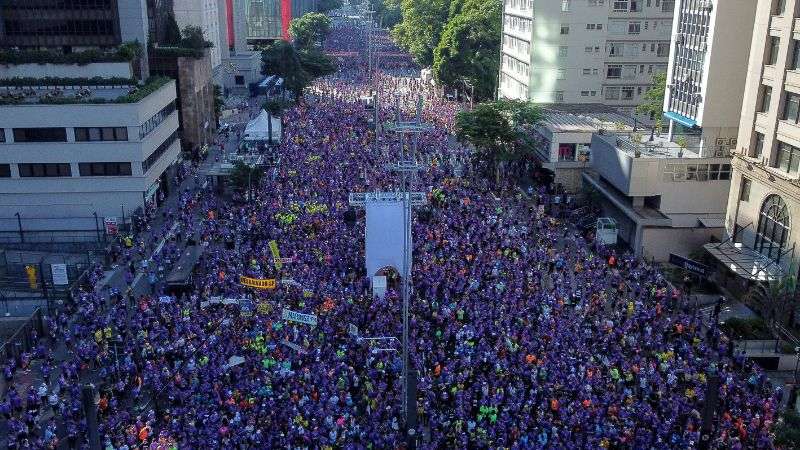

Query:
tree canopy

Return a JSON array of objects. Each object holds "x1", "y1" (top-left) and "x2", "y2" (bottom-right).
[
  {"x1": 261, "y1": 41, "x2": 335, "y2": 99},
  {"x1": 637, "y1": 72, "x2": 666, "y2": 120},
  {"x1": 433, "y1": 0, "x2": 500, "y2": 101},
  {"x1": 370, "y1": 0, "x2": 402, "y2": 28},
  {"x1": 391, "y1": 0, "x2": 451, "y2": 66},
  {"x1": 162, "y1": 13, "x2": 182, "y2": 46},
  {"x1": 289, "y1": 12, "x2": 332, "y2": 49},
  {"x1": 456, "y1": 100, "x2": 543, "y2": 161}
]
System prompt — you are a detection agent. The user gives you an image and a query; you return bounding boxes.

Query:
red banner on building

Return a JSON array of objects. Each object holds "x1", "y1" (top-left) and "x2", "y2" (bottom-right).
[{"x1": 281, "y1": 0, "x2": 292, "y2": 41}]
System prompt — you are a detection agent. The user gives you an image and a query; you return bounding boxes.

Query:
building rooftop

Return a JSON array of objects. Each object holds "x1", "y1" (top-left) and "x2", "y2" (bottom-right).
[
  {"x1": 0, "y1": 77, "x2": 171, "y2": 106},
  {"x1": 604, "y1": 132, "x2": 710, "y2": 159},
  {"x1": 540, "y1": 103, "x2": 639, "y2": 133}
]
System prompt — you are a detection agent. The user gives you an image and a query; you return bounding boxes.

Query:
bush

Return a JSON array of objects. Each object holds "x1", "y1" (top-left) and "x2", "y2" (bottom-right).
[
  {"x1": 114, "y1": 77, "x2": 171, "y2": 103},
  {"x1": 263, "y1": 99, "x2": 291, "y2": 116},
  {"x1": 151, "y1": 46, "x2": 206, "y2": 59},
  {"x1": 721, "y1": 317, "x2": 774, "y2": 340},
  {"x1": 0, "y1": 77, "x2": 135, "y2": 87},
  {"x1": 0, "y1": 46, "x2": 138, "y2": 65}
]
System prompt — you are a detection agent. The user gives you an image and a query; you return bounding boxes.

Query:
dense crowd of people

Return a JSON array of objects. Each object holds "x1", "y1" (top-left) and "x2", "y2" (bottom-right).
[{"x1": 0, "y1": 20, "x2": 783, "y2": 450}]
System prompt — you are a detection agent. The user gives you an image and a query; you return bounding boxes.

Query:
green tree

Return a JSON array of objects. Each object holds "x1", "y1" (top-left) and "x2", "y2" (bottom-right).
[
  {"x1": 433, "y1": 0, "x2": 500, "y2": 101},
  {"x1": 180, "y1": 25, "x2": 214, "y2": 49},
  {"x1": 746, "y1": 278, "x2": 797, "y2": 348},
  {"x1": 213, "y1": 84, "x2": 224, "y2": 125},
  {"x1": 455, "y1": 99, "x2": 543, "y2": 183},
  {"x1": 261, "y1": 41, "x2": 335, "y2": 99},
  {"x1": 370, "y1": 0, "x2": 402, "y2": 28},
  {"x1": 391, "y1": 0, "x2": 451, "y2": 66},
  {"x1": 163, "y1": 13, "x2": 182, "y2": 46},
  {"x1": 229, "y1": 161, "x2": 263, "y2": 201},
  {"x1": 637, "y1": 72, "x2": 666, "y2": 120},
  {"x1": 317, "y1": 0, "x2": 344, "y2": 12},
  {"x1": 263, "y1": 98, "x2": 292, "y2": 116},
  {"x1": 289, "y1": 12, "x2": 332, "y2": 49},
  {"x1": 774, "y1": 410, "x2": 800, "y2": 449}
]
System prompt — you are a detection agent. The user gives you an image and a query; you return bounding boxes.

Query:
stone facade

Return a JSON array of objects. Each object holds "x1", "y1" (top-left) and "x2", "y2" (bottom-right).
[{"x1": 150, "y1": 49, "x2": 216, "y2": 154}]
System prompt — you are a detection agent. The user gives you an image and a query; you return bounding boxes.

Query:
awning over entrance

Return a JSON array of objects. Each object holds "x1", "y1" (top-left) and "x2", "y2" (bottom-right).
[
  {"x1": 703, "y1": 241, "x2": 786, "y2": 281},
  {"x1": 664, "y1": 111, "x2": 697, "y2": 128}
]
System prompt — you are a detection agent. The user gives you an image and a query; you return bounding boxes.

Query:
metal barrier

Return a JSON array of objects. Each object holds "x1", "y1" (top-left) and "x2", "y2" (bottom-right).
[
  {"x1": 733, "y1": 339, "x2": 780, "y2": 355},
  {"x1": 0, "y1": 307, "x2": 44, "y2": 394}
]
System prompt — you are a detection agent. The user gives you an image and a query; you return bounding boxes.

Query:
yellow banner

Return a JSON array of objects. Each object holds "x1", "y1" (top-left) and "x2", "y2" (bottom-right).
[
  {"x1": 269, "y1": 240, "x2": 282, "y2": 270},
  {"x1": 25, "y1": 265, "x2": 38, "y2": 289},
  {"x1": 240, "y1": 276, "x2": 276, "y2": 290}
]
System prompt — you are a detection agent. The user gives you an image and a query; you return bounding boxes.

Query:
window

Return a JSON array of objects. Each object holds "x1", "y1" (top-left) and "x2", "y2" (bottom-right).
[
  {"x1": 621, "y1": 86, "x2": 635, "y2": 99},
  {"x1": 78, "y1": 162, "x2": 133, "y2": 176},
  {"x1": 761, "y1": 86, "x2": 773, "y2": 112},
  {"x1": 753, "y1": 132, "x2": 765, "y2": 158},
  {"x1": 614, "y1": 1, "x2": 628, "y2": 11},
  {"x1": 581, "y1": 90, "x2": 590, "y2": 96},
  {"x1": 554, "y1": 91, "x2": 565, "y2": 102},
  {"x1": 0, "y1": 164, "x2": 9, "y2": 177},
  {"x1": 768, "y1": 37, "x2": 781, "y2": 65},
  {"x1": 607, "y1": 64, "x2": 622, "y2": 78},
  {"x1": 13, "y1": 128, "x2": 67, "y2": 142},
  {"x1": 560, "y1": 25, "x2": 570, "y2": 35},
  {"x1": 656, "y1": 43, "x2": 670, "y2": 57},
  {"x1": 75, "y1": 127, "x2": 128, "y2": 142},
  {"x1": 755, "y1": 195, "x2": 790, "y2": 262},
  {"x1": 559, "y1": 46, "x2": 568, "y2": 57},
  {"x1": 628, "y1": 22, "x2": 641, "y2": 34},
  {"x1": 562, "y1": 0, "x2": 571, "y2": 11},
  {"x1": 18, "y1": 163, "x2": 71, "y2": 177},
  {"x1": 140, "y1": 102, "x2": 177, "y2": 139},
  {"x1": 585, "y1": 46, "x2": 593, "y2": 53},
  {"x1": 792, "y1": 40, "x2": 800, "y2": 70},
  {"x1": 775, "y1": 142, "x2": 800, "y2": 174},
  {"x1": 142, "y1": 131, "x2": 179, "y2": 173},
  {"x1": 605, "y1": 86, "x2": 621, "y2": 100},
  {"x1": 740, "y1": 178, "x2": 752, "y2": 202},
  {"x1": 583, "y1": 68, "x2": 592, "y2": 75},
  {"x1": 587, "y1": 24, "x2": 596, "y2": 30},
  {"x1": 784, "y1": 93, "x2": 800, "y2": 123},
  {"x1": 235, "y1": 75, "x2": 245, "y2": 85},
  {"x1": 597, "y1": 24, "x2": 603, "y2": 30},
  {"x1": 557, "y1": 69, "x2": 566, "y2": 79}
]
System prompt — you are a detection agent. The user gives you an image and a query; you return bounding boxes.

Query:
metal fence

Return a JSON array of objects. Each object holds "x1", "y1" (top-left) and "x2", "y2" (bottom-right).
[
  {"x1": 0, "y1": 214, "x2": 110, "y2": 244},
  {"x1": 0, "y1": 307, "x2": 44, "y2": 394}
]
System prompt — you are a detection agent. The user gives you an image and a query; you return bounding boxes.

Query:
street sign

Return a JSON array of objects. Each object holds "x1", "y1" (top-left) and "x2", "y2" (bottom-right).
[
  {"x1": 104, "y1": 217, "x2": 118, "y2": 235},
  {"x1": 669, "y1": 253, "x2": 709, "y2": 277}
]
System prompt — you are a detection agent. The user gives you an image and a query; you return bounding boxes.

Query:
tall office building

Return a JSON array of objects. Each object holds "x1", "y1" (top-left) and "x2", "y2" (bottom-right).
[
  {"x1": 498, "y1": 0, "x2": 675, "y2": 114},
  {"x1": 1, "y1": 0, "x2": 151, "y2": 77},
  {"x1": 662, "y1": 0, "x2": 756, "y2": 156},
  {"x1": 708, "y1": 0, "x2": 800, "y2": 286}
]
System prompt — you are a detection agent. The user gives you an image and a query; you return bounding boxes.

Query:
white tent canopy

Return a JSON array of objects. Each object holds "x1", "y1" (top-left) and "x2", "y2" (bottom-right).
[{"x1": 243, "y1": 109, "x2": 282, "y2": 144}]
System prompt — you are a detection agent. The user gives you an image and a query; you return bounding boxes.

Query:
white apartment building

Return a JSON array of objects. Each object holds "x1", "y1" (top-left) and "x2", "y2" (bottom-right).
[
  {"x1": 0, "y1": 65, "x2": 181, "y2": 240},
  {"x1": 173, "y1": 0, "x2": 224, "y2": 70},
  {"x1": 584, "y1": 131, "x2": 730, "y2": 261},
  {"x1": 709, "y1": 0, "x2": 800, "y2": 289},
  {"x1": 662, "y1": 0, "x2": 756, "y2": 157},
  {"x1": 499, "y1": 0, "x2": 675, "y2": 114}
]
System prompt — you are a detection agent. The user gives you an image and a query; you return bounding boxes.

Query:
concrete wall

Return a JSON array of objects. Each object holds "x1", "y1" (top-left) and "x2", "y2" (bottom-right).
[
  {"x1": 0, "y1": 81, "x2": 180, "y2": 224},
  {"x1": 0, "y1": 63, "x2": 133, "y2": 80},
  {"x1": 177, "y1": 53, "x2": 216, "y2": 150},
  {"x1": 641, "y1": 226, "x2": 722, "y2": 262}
]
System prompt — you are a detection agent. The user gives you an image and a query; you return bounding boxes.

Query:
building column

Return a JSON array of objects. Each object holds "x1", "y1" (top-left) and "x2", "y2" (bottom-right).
[
  {"x1": 633, "y1": 223, "x2": 644, "y2": 258},
  {"x1": 668, "y1": 119, "x2": 675, "y2": 141}
]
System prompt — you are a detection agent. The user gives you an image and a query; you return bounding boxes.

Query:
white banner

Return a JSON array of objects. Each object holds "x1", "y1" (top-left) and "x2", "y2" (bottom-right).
[
  {"x1": 281, "y1": 339, "x2": 307, "y2": 354},
  {"x1": 365, "y1": 199, "x2": 409, "y2": 276},
  {"x1": 282, "y1": 308, "x2": 318, "y2": 326},
  {"x1": 51, "y1": 264, "x2": 68, "y2": 285}
]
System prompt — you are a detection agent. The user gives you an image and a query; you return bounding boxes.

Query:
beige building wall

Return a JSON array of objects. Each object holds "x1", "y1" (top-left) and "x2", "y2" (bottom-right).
[{"x1": 725, "y1": 0, "x2": 800, "y2": 278}]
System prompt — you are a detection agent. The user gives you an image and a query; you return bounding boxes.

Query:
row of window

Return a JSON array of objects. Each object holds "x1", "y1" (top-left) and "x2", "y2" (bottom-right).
[
  {"x1": 3, "y1": 20, "x2": 117, "y2": 37},
  {"x1": 75, "y1": 127, "x2": 128, "y2": 142},
  {"x1": 604, "y1": 86, "x2": 643, "y2": 101},
  {"x1": 142, "y1": 131, "x2": 179, "y2": 173},
  {"x1": 502, "y1": 0, "x2": 533, "y2": 10},
  {"x1": 662, "y1": 163, "x2": 732, "y2": 182},
  {"x1": 502, "y1": 34, "x2": 530, "y2": 55},
  {"x1": 502, "y1": 54, "x2": 530, "y2": 78},
  {"x1": 3, "y1": 0, "x2": 113, "y2": 9},
  {"x1": 0, "y1": 162, "x2": 134, "y2": 178},
  {"x1": 608, "y1": 42, "x2": 670, "y2": 58},
  {"x1": 140, "y1": 101, "x2": 177, "y2": 140},
  {"x1": 503, "y1": 15, "x2": 532, "y2": 34}
]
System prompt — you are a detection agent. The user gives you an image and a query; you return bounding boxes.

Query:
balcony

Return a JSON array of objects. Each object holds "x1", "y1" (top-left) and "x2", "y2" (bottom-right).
[
  {"x1": 786, "y1": 70, "x2": 800, "y2": 89},
  {"x1": 770, "y1": 15, "x2": 788, "y2": 33}
]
